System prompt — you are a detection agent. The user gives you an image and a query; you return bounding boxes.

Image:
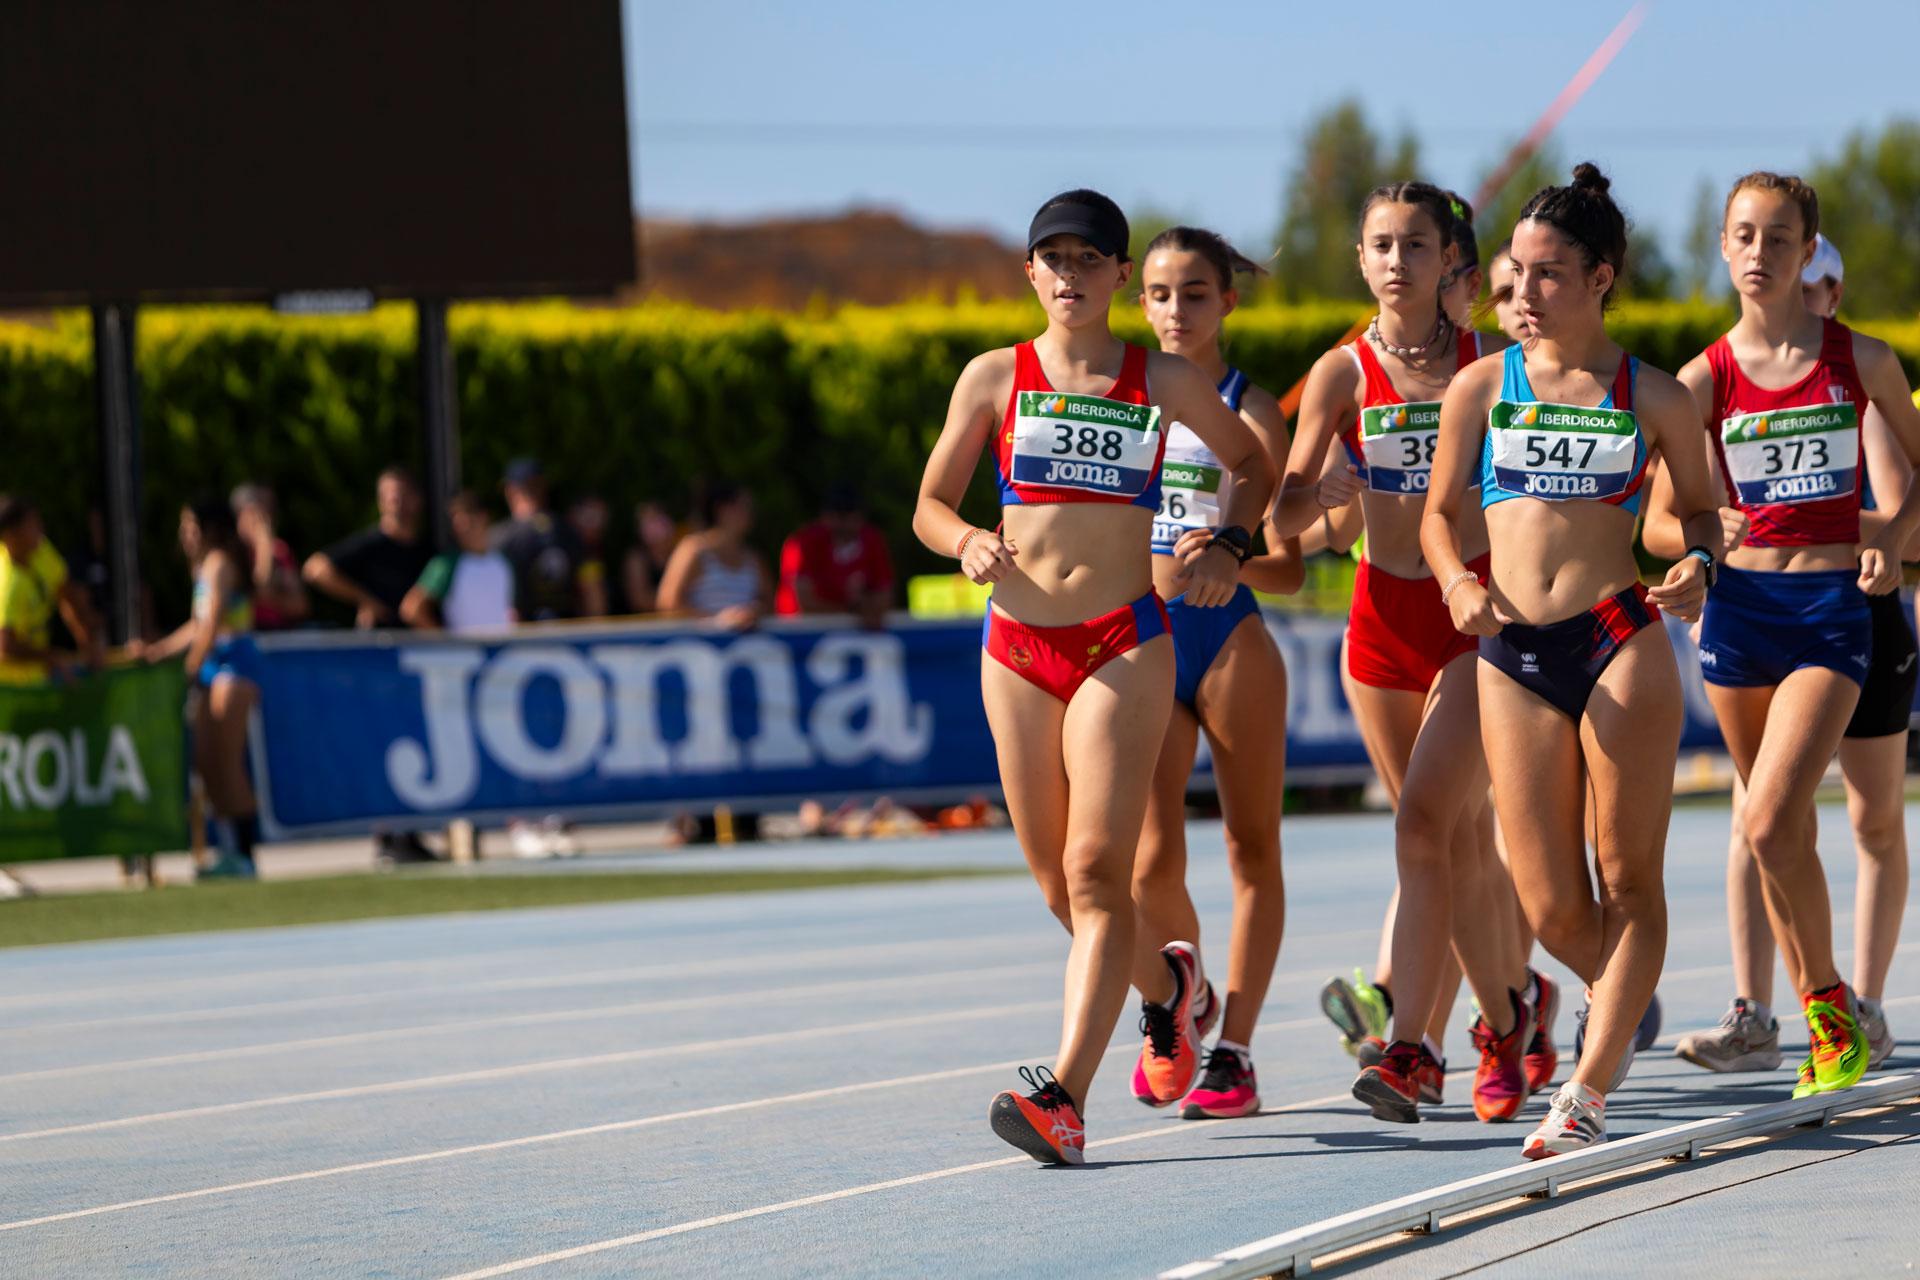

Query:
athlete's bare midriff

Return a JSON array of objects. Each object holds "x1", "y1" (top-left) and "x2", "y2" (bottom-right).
[
  {"x1": 994, "y1": 503, "x2": 1155, "y2": 626},
  {"x1": 1485, "y1": 499, "x2": 1641, "y2": 624},
  {"x1": 1360, "y1": 490, "x2": 1490, "y2": 579},
  {"x1": 1724, "y1": 541, "x2": 1857, "y2": 574}
]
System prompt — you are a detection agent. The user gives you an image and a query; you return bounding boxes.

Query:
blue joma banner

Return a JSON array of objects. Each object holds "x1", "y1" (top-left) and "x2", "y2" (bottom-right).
[{"x1": 251, "y1": 611, "x2": 1739, "y2": 837}]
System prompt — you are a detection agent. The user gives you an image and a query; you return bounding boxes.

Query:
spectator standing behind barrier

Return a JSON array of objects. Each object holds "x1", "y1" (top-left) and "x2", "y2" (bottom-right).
[
  {"x1": 494, "y1": 459, "x2": 605, "y2": 621},
  {"x1": 231, "y1": 483, "x2": 309, "y2": 630},
  {"x1": 303, "y1": 467, "x2": 433, "y2": 628},
  {"x1": 775, "y1": 484, "x2": 894, "y2": 630},
  {"x1": 0, "y1": 494, "x2": 104, "y2": 683},
  {"x1": 402, "y1": 492, "x2": 515, "y2": 633},
  {"x1": 137, "y1": 498, "x2": 260, "y2": 879},
  {"x1": 656, "y1": 483, "x2": 770, "y2": 631},
  {"x1": 621, "y1": 499, "x2": 680, "y2": 614},
  {"x1": 568, "y1": 494, "x2": 621, "y2": 614}
]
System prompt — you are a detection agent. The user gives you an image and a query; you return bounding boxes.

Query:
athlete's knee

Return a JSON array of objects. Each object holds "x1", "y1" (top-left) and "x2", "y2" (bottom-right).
[
  {"x1": 1743, "y1": 802, "x2": 1809, "y2": 869},
  {"x1": 1531, "y1": 899, "x2": 1596, "y2": 960},
  {"x1": 1850, "y1": 803, "x2": 1907, "y2": 863},
  {"x1": 1064, "y1": 841, "x2": 1134, "y2": 914},
  {"x1": 1222, "y1": 829, "x2": 1282, "y2": 889},
  {"x1": 1392, "y1": 794, "x2": 1455, "y2": 869},
  {"x1": 1594, "y1": 860, "x2": 1666, "y2": 920}
]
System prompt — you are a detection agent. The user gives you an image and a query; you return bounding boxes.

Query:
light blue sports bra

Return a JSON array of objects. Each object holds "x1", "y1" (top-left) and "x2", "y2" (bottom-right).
[{"x1": 1481, "y1": 344, "x2": 1647, "y2": 515}]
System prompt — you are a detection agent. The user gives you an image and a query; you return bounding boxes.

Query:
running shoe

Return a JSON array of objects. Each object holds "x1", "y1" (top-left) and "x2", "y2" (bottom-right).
[
  {"x1": 1193, "y1": 977, "x2": 1222, "y2": 1042},
  {"x1": 1353, "y1": 1040, "x2": 1429, "y2": 1124},
  {"x1": 1181, "y1": 1045, "x2": 1260, "y2": 1119},
  {"x1": 1469, "y1": 994, "x2": 1530, "y2": 1123},
  {"x1": 1572, "y1": 991, "x2": 1636, "y2": 1092},
  {"x1": 1416, "y1": 1050, "x2": 1445, "y2": 1105},
  {"x1": 1131, "y1": 941, "x2": 1202, "y2": 1106},
  {"x1": 1320, "y1": 969, "x2": 1389, "y2": 1057},
  {"x1": 1524, "y1": 968, "x2": 1560, "y2": 1094},
  {"x1": 1860, "y1": 998, "x2": 1896, "y2": 1070},
  {"x1": 1791, "y1": 1053, "x2": 1818, "y2": 1100},
  {"x1": 1800, "y1": 987, "x2": 1869, "y2": 1096},
  {"x1": 1674, "y1": 998, "x2": 1782, "y2": 1073},
  {"x1": 990, "y1": 1066, "x2": 1084, "y2": 1165},
  {"x1": 1356, "y1": 1034, "x2": 1387, "y2": 1069},
  {"x1": 1522, "y1": 1082, "x2": 1606, "y2": 1160}
]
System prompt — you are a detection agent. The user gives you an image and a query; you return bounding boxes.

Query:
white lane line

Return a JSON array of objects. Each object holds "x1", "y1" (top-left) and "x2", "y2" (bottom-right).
[
  {"x1": 1, "y1": 931, "x2": 1051, "y2": 1035},
  {"x1": 0, "y1": 1015, "x2": 1321, "y2": 1233},
  {"x1": 0, "y1": 962, "x2": 1056, "y2": 1084},
  {"x1": 0, "y1": 1001, "x2": 1056, "y2": 1145},
  {"x1": 433, "y1": 1076, "x2": 1369, "y2": 1280}
]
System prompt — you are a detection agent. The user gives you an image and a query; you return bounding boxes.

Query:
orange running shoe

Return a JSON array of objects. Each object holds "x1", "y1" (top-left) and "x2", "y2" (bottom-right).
[
  {"x1": 990, "y1": 1066, "x2": 1085, "y2": 1165},
  {"x1": 1133, "y1": 941, "x2": 1203, "y2": 1106},
  {"x1": 1353, "y1": 1040, "x2": 1426, "y2": 1123},
  {"x1": 1469, "y1": 995, "x2": 1529, "y2": 1123},
  {"x1": 1524, "y1": 968, "x2": 1560, "y2": 1094}
]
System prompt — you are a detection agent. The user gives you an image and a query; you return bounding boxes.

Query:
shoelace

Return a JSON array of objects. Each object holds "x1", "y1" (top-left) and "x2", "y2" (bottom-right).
[
  {"x1": 1198, "y1": 1047, "x2": 1246, "y2": 1092},
  {"x1": 1380, "y1": 1042, "x2": 1423, "y2": 1080},
  {"x1": 1140, "y1": 1000, "x2": 1178, "y2": 1059},
  {"x1": 1805, "y1": 1000, "x2": 1851, "y2": 1053},
  {"x1": 1018, "y1": 1065, "x2": 1072, "y2": 1111}
]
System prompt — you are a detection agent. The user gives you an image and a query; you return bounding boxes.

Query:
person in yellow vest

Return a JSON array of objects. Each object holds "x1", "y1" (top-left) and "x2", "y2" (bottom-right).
[{"x1": 0, "y1": 494, "x2": 104, "y2": 685}]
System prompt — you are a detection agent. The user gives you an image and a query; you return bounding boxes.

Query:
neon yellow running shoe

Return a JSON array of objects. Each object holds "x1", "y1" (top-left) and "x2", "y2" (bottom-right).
[
  {"x1": 1802, "y1": 991, "x2": 1869, "y2": 1095},
  {"x1": 1791, "y1": 1053, "x2": 1816, "y2": 1099},
  {"x1": 1320, "y1": 969, "x2": 1389, "y2": 1056}
]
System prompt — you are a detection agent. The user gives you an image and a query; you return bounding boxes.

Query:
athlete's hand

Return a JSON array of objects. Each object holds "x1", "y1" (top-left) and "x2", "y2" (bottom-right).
[
  {"x1": 960, "y1": 531, "x2": 1018, "y2": 586},
  {"x1": 1717, "y1": 506, "x2": 1750, "y2": 557},
  {"x1": 1176, "y1": 543, "x2": 1240, "y2": 607},
  {"x1": 1317, "y1": 464, "x2": 1364, "y2": 510},
  {"x1": 1650, "y1": 556, "x2": 1708, "y2": 622},
  {"x1": 1859, "y1": 542, "x2": 1901, "y2": 596},
  {"x1": 1447, "y1": 579, "x2": 1511, "y2": 636}
]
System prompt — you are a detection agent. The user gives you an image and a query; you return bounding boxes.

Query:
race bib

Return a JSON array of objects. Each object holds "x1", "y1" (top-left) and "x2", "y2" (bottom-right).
[
  {"x1": 1487, "y1": 401, "x2": 1639, "y2": 501},
  {"x1": 1152, "y1": 459, "x2": 1223, "y2": 550},
  {"x1": 1011, "y1": 391, "x2": 1163, "y2": 499},
  {"x1": 1720, "y1": 404, "x2": 1858, "y2": 507},
  {"x1": 1358, "y1": 401, "x2": 1442, "y2": 494}
]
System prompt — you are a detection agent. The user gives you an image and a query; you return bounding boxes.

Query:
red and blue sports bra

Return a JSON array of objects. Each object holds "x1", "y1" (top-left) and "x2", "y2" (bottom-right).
[
  {"x1": 994, "y1": 341, "x2": 1165, "y2": 509},
  {"x1": 1704, "y1": 318, "x2": 1866, "y2": 547},
  {"x1": 1337, "y1": 330, "x2": 1480, "y2": 495}
]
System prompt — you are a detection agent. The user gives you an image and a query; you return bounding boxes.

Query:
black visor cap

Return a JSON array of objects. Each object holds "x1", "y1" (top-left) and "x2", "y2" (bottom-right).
[{"x1": 1026, "y1": 200, "x2": 1129, "y2": 260}]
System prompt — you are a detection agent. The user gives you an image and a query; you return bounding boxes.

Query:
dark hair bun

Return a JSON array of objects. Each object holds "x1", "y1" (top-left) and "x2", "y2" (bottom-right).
[{"x1": 1571, "y1": 162, "x2": 1611, "y2": 195}]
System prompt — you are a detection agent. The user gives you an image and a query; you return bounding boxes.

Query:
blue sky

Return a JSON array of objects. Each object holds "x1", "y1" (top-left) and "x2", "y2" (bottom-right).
[{"x1": 625, "y1": 0, "x2": 1917, "y2": 265}]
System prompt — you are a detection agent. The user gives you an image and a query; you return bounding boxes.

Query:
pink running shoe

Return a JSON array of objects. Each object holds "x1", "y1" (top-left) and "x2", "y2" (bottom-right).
[
  {"x1": 1130, "y1": 942, "x2": 1206, "y2": 1107},
  {"x1": 1180, "y1": 1045, "x2": 1260, "y2": 1119}
]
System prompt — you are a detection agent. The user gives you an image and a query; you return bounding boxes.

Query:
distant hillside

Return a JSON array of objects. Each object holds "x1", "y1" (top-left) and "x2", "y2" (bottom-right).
[{"x1": 630, "y1": 208, "x2": 1028, "y2": 309}]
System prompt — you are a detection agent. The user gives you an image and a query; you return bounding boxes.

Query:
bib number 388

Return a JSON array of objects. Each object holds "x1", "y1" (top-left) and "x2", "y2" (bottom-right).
[{"x1": 1010, "y1": 390, "x2": 1163, "y2": 498}]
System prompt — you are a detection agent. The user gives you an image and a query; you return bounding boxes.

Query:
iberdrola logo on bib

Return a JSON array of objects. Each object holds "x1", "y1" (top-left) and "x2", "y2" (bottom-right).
[
  {"x1": 1516, "y1": 405, "x2": 1539, "y2": 426},
  {"x1": 1386, "y1": 406, "x2": 1408, "y2": 429},
  {"x1": 1038, "y1": 395, "x2": 1065, "y2": 416}
]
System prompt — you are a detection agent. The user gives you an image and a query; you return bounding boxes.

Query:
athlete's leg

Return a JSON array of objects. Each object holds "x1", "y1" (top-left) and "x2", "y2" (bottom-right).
[
  {"x1": 1710, "y1": 671, "x2": 1860, "y2": 996},
  {"x1": 1345, "y1": 676, "x2": 1425, "y2": 994},
  {"x1": 1447, "y1": 787, "x2": 1529, "y2": 1027},
  {"x1": 1051, "y1": 637, "x2": 1176, "y2": 1108},
  {"x1": 982, "y1": 662, "x2": 1071, "y2": 930},
  {"x1": 1574, "y1": 626, "x2": 1681, "y2": 1093},
  {"x1": 1194, "y1": 615, "x2": 1287, "y2": 1048},
  {"x1": 202, "y1": 675, "x2": 258, "y2": 820},
  {"x1": 1839, "y1": 733, "x2": 1909, "y2": 1001},
  {"x1": 1387, "y1": 655, "x2": 1508, "y2": 1042},
  {"x1": 1132, "y1": 704, "x2": 1203, "y2": 1003},
  {"x1": 1725, "y1": 774, "x2": 1778, "y2": 1009}
]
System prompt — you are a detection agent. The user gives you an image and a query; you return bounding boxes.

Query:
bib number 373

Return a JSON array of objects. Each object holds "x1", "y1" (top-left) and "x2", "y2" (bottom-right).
[
  {"x1": 1721, "y1": 404, "x2": 1858, "y2": 507},
  {"x1": 1011, "y1": 390, "x2": 1163, "y2": 498}
]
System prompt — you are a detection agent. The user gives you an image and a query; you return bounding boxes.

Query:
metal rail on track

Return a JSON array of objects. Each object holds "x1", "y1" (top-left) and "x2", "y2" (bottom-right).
[{"x1": 1161, "y1": 1072, "x2": 1920, "y2": 1279}]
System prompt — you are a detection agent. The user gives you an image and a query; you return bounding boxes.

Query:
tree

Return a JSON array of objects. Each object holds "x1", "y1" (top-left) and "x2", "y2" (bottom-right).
[
  {"x1": 1809, "y1": 119, "x2": 1920, "y2": 316},
  {"x1": 1682, "y1": 176, "x2": 1728, "y2": 301},
  {"x1": 1273, "y1": 101, "x2": 1420, "y2": 301}
]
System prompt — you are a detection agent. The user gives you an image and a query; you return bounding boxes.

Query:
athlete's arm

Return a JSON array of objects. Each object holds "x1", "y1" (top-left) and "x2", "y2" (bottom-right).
[
  {"x1": 1152, "y1": 351, "x2": 1275, "y2": 607},
  {"x1": 56, "y1": 578, "x2": 104, "y2": 668},
  {"x1": 1231, "y1": 384, "x2": 1304, "y2": 595},
  {"x1": 181, "y1": 551, "x2": 231, "y2": 678},
  {"x1": 1422, "y1": 357, "x2": 1508, "y2": 635},
  {"x1": 1639, "y1": 367, "x2": 1721, "y2": 622},
  {"x1": 1271, "y1": 349, "x2": 1362, "y2": 541},
  {"x1": 914, "y1": 351, "x2": 1017, "y2": 586},
  {"x1": 1854, "y1": 335, "x2": 1920, "y2": 591},
  {"x1": 653, "y1": 537, "x2": 703, "y2": 615},
  {"x1": 1857, "y1": 406, "x2": 1908, "y2": 550},
  {"x1": 1642, "y1": 357, "x2": 1746, "y2": 562}
]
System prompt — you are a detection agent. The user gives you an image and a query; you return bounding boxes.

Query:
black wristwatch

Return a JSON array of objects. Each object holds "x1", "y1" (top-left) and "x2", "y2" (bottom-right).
[
  {"x1": 1685, "y1": 544, "x2": 1718, "y2": 589},
  {"x1": 1208, "y1": 525, "x2": 1253, "y2": 564}
]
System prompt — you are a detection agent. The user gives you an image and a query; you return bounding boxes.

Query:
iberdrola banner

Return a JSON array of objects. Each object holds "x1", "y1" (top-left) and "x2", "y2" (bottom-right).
[{"x1": 0, "y1": 662, "x2": 188, "y2": 861}]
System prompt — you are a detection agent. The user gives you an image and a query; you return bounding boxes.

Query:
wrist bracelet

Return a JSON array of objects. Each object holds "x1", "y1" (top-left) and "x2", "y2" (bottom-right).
[
  {"x1": 955, "y1": 527, "x2": 983, "y2": 560},
  {"x1": 1438, "y1": 568, "x2": 1479, "y2": 606}
]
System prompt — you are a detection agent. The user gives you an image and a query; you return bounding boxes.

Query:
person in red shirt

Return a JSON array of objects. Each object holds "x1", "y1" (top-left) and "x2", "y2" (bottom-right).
[{"x1": 775, "y1": 486, "x2": 894, "y2": 629}]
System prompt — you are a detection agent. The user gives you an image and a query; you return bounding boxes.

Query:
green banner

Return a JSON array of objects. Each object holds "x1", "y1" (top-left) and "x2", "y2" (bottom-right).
[{"x1": 0, "y1": 663, "x2": 188, "y2": 861}]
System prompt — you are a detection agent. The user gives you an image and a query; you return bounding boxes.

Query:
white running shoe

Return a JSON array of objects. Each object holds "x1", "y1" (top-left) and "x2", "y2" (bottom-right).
[
  {"x1": 1674, "y1": 998, "x2": 1783, "y2": 1073},
  {"x1": 1859, "y1": 998, "x2": 1896, "y2": 1070},
  {"x1": 1522, "y1": 1082, "x2": 1606, "y2": 1160}
]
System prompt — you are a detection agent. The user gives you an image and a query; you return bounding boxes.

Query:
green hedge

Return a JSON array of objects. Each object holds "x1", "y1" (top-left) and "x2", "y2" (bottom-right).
[{"x1": 6, "y1": 298, "x2": 1919, "y2": 625}]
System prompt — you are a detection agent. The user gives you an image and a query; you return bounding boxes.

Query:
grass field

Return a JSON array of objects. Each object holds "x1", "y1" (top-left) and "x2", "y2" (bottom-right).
[{"x1": 0, "y1": 866, "x2": 1010, "y2": 949}]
